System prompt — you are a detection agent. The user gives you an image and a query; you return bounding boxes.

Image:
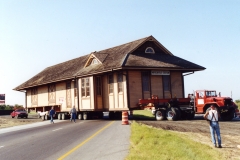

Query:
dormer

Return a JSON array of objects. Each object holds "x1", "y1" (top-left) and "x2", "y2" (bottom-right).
[{"x1": 84, "y1": 54, "x2": 101, "y2": 67}]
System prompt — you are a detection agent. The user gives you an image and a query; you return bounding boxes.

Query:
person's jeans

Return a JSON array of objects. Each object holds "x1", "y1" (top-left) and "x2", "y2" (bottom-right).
[
  {"x1": 209, "y1": 121, "x2": 221, "y2": 145},
  {"x1": 71, "y1": 113, "x2": 76, "y2": 122},
  {"x1": 50, "y1": 115, "x2": 54, "y2": 123}
]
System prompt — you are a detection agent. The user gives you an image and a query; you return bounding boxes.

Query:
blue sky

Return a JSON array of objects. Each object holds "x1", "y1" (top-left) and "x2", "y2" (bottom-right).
[{"x1": 1, "y1": 0, "x2": 240, "y2": 105}]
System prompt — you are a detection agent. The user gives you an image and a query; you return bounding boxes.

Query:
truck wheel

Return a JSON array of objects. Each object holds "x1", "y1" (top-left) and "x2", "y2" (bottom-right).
[
  {"x1": 78, "y1": 113, "x2": 82, "y2": 120},
  {"x1": 62, "y1": 113, "x2": 66, "y2": 120},
  {"x1": 221, "y1": 109, "x2": 235, "y2": 121},
  {"x1": 155, "y1": 110, "x2": 165, "y2": 121},
  {"x1": 186, "y1": 111, "x2": 195, "y2": 120},
  {"x1": 83, "y1": 112, "x2": 88, "y2": 120},
  {"x1": 173, "y1": 107, "x2": 181, "y2": 120},
  {"x1": 58, "y1": 114, "x2": 62, "y2": 120},
  {"x1": 166, "y1": 108, "x2": 178, "y2": 121}
]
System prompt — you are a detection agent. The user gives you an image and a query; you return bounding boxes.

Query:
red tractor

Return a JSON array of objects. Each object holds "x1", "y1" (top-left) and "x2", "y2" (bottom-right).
[
  {"x1": 191, "y1": 90, "x2": 237, "y2": 121},
  {"x1": 138, "y1": 90, "x2": 238, "y2": 121}
]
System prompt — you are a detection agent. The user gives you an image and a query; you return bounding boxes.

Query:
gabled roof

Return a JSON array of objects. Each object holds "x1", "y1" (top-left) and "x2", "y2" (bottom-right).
[{"x1": 13, "y1": 35, "x2": 205, "y2": 91}]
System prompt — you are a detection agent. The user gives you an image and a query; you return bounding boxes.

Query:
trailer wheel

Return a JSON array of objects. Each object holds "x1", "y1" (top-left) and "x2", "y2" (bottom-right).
[
  {"x1": 83, "y1": 112, "x2": 88, "y2": 120},
  {"x1": 58, "y1": 114, "x2": 62, "y2": 120},
  {"x1": 166, "y1": 108, "x2": 178, "y2": 121},
  {"x1": 62, "y1": 113, "x2": 66, "y2": 120},
  {"x1": 155, "y1": 110, "x2": 165, "y2": 121},
  {"x1": 78, "y1": 113, "x2": 82, "y2": 120}
]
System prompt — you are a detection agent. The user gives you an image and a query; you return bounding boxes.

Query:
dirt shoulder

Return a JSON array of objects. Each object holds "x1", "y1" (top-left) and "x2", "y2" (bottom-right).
[
  {"x1": 0, "y1": 114, "x2": 43, "y2": 129},
  {"x1": 136, "y1": 115, "x2": 240, "y2": 160}
]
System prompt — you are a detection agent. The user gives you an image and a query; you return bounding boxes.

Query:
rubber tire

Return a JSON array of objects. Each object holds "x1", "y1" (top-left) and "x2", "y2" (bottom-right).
[
  {"x1": 221, "y1": 109, "x2": 235, "y2": 121},
  {"x1": 173, "y1": 107, "x2": 181, "y2": 120},
  {"x1": 155, "y1": 110, "x2": 165, "y2": 121},
  {"x1": 78, "y1": 113, "x2": 82, "y2": 120},
  {"x1": 166, "y1": 108, "x2": 178, "y2": 121},
  {"x1": 62, "y1": 113, "x2": 66, "y2": 120},
  {"x1": 58, "y1": 114, "x2": 62, "y2": 120},
  {"x1": 186, "y1": 111, "x2": 195, "y2": 120},
  {"x1": 83, "y1": 112, "x2": 88, "y2": 120}
]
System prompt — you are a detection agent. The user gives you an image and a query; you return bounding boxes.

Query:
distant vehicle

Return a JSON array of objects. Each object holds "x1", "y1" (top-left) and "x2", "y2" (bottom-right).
[{"x1": 11, "y1": 109, "x2": 28, "y2": 119}]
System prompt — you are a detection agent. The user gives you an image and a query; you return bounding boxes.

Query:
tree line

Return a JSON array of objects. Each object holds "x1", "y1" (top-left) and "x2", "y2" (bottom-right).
[{"x1": 0, "y1": 104, "x2": 24, "y2": 110}]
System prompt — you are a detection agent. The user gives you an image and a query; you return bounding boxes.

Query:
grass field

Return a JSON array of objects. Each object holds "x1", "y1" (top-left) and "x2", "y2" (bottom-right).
[{"x1": 126, "y1": 110, "x2": 224, "y2": 160}]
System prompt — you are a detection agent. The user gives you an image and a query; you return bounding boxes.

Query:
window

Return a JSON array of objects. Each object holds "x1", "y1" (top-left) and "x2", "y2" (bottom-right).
[
  {"x1": 81, "y1": 78, "x2": 90, "y2": 97},
  {"x1": 91, "y1": 58, "x2": 99, "y2": 65},
  {"x1": 96, "y1": 77, "x2": 102, "y2": 95},
  {"x1": 108, "y1": 75, "x2": 113, "y2": 94},
  {"x1": 163, "y1": 75, "x2": 170, "y2": 91},
  {"x1": 145, "y1": 47, "x2": 155, "y2": 54},
  {"x1": 117, "y1": 73, "x2": 123, "y2": 93},
  {"x1": 142, "y1": 72, "x2": 150, "y2": 92}
]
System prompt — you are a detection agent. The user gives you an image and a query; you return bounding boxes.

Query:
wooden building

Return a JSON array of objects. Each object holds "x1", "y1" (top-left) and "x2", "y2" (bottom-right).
[{"x1": 13, "y1": 35, "x2": 205, "y2": 119}]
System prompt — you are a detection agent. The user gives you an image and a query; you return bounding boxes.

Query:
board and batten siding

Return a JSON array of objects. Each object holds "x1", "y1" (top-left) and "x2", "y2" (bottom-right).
[
  {"x1": 108, "y1": 72, "x2": 128, "y2": 111},
  {"x1": 128, "y1": 71, "x2": 142, "y2": 109},
  {"x1": 26, "y1": 90, "x2": 31, "y2": 108},
  {"x1": 171, "y1": 72, "x2": 183, "y2": 98},
  {"x1": 102, "y1": 75, "x2": 109, "y2": 110},
  {"x1": 56, "y1": 82, "x2": 68, "y2": 111},
  {"x1": 79, "y1": 76, "x2": 93, "y2": 110},
  {"x1": 151, "y1": 75, "x2": 163, "y2": 98},
  {"x1": 38, "y1": 86, "x2": 48, "y2": 106}
]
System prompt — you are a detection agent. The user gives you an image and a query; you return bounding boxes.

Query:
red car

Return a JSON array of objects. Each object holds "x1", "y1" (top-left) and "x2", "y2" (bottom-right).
[{"x1": 11, "y1": 109, "x2": 28, "y2": 118}]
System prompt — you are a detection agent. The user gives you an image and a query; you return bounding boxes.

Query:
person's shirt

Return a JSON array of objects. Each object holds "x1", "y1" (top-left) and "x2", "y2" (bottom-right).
[
  {"x1": 71, "y1": 108, "x2": 76, "y2": 113},
  {"x1": 49, "y1": 109, "x2": 55, "y2": 115},
  {"x1": 207, "y1": 109, "x2": 218, "y2": 121}
]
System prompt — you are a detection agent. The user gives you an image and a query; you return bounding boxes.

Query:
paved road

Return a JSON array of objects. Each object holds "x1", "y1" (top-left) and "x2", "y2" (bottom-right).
[{"x1": 0, "y1": 119, "x2": 130, "y2": 160}]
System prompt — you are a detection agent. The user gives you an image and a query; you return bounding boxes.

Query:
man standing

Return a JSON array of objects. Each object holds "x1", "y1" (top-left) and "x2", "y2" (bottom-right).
[
  {"x1": 70, "y1": 106, "x2": 77, "y2": 123},
  {"x1": 204, "y1": 104, "x2": 222, "y2": 148},
  {"x1": 49, "y1": 106, "x2": 55, "y2": 124}
]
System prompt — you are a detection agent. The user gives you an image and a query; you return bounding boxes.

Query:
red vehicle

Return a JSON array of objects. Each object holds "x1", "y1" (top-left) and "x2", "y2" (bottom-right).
[
  {"x1": 138, "y1": 90, "x2": 238, "y2": 121},
  {"x1": 11, "y1": 109, "x2": 28, "y2": 119},
  {"x1": 191, "y1": 90, "x2": 237, "y2": 121}
]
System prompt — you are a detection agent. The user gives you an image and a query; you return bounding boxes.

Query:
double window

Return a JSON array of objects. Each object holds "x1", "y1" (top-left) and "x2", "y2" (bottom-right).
[{"x1": 81, "y1": 78, "x2": 90, "y2": 97}]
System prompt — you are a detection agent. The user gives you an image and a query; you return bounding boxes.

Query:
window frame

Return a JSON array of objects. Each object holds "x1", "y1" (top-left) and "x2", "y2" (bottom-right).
[{"x1": 145, "y1": 47, "x2": 155, "y2": 54}]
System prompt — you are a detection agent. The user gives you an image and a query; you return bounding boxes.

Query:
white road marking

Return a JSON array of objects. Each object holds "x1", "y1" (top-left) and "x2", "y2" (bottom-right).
[{"x1": 52, "y1": 128, "x2": 63, "y2": 132}]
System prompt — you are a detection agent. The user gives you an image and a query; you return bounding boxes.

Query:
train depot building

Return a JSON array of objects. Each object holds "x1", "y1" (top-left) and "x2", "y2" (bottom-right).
[{"x1": 14, "y1": 35, "x2": 205, "y2": 120}]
